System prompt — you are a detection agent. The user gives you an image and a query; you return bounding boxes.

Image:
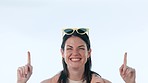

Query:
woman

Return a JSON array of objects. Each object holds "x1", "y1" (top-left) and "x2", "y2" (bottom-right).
[{"x1": 17, "y1": 28, "x2": 136, "y2": 83}]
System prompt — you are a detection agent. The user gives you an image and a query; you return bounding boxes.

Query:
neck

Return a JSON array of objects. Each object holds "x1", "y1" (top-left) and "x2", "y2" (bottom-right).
[{"x1": 68, "y1": 66, "x2": 85, "y2": 81}]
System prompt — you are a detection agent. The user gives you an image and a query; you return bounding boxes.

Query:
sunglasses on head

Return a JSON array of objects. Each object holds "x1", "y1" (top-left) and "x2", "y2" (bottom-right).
[{"x1": 62, "y1": 28, "x2": 89, "y2": 36}]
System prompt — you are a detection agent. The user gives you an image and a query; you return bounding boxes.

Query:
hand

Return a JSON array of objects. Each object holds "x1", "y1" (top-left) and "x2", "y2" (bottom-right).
[
  {"x1": 91, "y1": 74, "x2": 105, "y2": 83},
  {"x1": 119, "y1": 52, "x2": 136, "y2": 83},
  {"x1": 17, "y1": 51, "x2": 33, "y2": 83}
]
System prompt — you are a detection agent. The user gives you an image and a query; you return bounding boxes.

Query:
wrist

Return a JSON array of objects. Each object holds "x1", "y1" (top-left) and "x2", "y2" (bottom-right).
[
  {"x1": 17, "y1": 80, "x2": 26, "y2": 83},
  {"x1": 126, "y1": 82, "x2": 136, "y2": 83}
]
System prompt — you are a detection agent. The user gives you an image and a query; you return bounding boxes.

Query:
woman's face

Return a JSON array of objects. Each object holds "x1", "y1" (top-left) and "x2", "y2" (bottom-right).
[{"x1": 61, "y1": 36, "x2": 91, "y2": 69}]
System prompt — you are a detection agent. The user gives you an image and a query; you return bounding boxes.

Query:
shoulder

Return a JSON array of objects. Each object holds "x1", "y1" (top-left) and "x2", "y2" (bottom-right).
[
  {"x1": 91, "y1": 74, "x2": 112, "y2": 83},
  {"x1": 41, "y1": 73, "x2": 60, "y2": 83}
]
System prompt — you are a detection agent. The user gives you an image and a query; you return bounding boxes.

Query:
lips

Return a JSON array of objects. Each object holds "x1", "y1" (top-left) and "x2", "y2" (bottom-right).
[{"x1": 70, "y1": 58, "x2": 81, "y2": 62}]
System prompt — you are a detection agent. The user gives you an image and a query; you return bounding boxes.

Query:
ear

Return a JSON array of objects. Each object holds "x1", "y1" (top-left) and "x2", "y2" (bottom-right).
[
  {"x1": 87, "y1": 48, "x2": 92, "y2": 58},
  {"x1": 60, "y1": 48, "x2": 64, "y2": 58}
]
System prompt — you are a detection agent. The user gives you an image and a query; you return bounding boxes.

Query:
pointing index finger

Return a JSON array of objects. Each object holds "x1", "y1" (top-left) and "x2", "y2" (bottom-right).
[
  {"x1": 124, "y1": 52, "x2": 127, "y2": 67},
  {"x1": 28, "y1": 51, "x2": 31, "y2": 65}
]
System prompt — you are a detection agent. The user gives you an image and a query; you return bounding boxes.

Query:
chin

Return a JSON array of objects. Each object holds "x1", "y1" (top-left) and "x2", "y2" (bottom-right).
[{"x1": 68, "y1": 63, "x2": 84, "y2": 69}]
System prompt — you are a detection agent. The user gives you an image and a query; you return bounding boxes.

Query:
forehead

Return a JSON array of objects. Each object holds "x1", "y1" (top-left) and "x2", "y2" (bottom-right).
[{"x1": 65, "y1": 36, "x2": 86, "y2": 46}]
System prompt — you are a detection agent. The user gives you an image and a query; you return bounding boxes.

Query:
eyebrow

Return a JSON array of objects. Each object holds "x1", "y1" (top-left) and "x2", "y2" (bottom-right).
[
  {"x1": 66, "y1": 45, "x2": 73, "y2": 48},
  {"x1": 78, "y1": 45, "x2": 85, "y2": 48},
  {"x1": 66, "y1": 45, "x2": 85, "y2": 48}
]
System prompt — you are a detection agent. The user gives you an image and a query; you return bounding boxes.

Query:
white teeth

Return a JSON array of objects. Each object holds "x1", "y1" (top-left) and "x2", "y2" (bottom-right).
[{"x1": 71, "y1": 58, "x2": 81, "y2": 62}]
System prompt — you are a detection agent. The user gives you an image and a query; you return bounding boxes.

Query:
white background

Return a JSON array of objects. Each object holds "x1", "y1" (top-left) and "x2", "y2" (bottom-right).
[{"x1": 0, "y1": 0, "x2": 148, "y2": 83}]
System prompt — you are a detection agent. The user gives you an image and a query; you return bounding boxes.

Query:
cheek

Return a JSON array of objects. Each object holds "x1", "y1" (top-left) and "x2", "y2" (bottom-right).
[
  {"x1": 63, "y1": 52, "x2": 70, "y2": 60},
  {"x1": 63, "y1": 54, "x2": 68, "y2": 64},
  {"x1": 81, "y1": 50, "x2": 88, "y2": 55},
  {"x1": 80, "y1": 51, "x2": 89, "y2": 58},
  {"x1": 83, "y1": 55, "x2": 88, "y2": 64}
]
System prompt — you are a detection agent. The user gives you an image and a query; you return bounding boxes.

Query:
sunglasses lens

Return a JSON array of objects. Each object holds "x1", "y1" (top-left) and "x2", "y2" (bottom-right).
[
  {"x1": 77, "y1": 28, "x2": 87, "y2": 33},
  {"x1": 64, "y1": 29, "x2": 73, "y2": 34}
]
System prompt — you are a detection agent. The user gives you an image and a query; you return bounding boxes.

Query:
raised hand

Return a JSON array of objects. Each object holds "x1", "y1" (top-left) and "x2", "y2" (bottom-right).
[
  {"x1": 119, "y1": 52, "x2": 136, "y2": 83},
  {"x1": 17, "y1": 51, "x2": 33, "y2": 83}
]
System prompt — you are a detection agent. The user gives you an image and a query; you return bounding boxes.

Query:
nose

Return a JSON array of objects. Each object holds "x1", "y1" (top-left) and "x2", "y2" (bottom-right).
[{"x1": 72, "y1": 49, "x2": 79, "y2": 56}]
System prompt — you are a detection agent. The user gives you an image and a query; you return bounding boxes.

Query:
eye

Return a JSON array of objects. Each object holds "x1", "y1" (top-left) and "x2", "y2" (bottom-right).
[
  {"x1": 79, "y1": 47, "x2": 85, "y2": 50},
  {"x1": 66, "y1": 48, "x2": 72, "y2": 50}
]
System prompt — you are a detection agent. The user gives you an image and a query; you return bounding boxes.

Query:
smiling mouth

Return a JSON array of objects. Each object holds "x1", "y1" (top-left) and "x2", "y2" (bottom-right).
[{"x1": 70, "y1": 58, "x2": 81, "y2": 62}]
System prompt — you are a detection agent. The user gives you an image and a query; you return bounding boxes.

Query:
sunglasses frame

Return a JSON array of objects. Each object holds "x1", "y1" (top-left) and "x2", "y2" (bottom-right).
[{"x1": 62, "y1": 28, "x2": 89, "y2": 36}]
